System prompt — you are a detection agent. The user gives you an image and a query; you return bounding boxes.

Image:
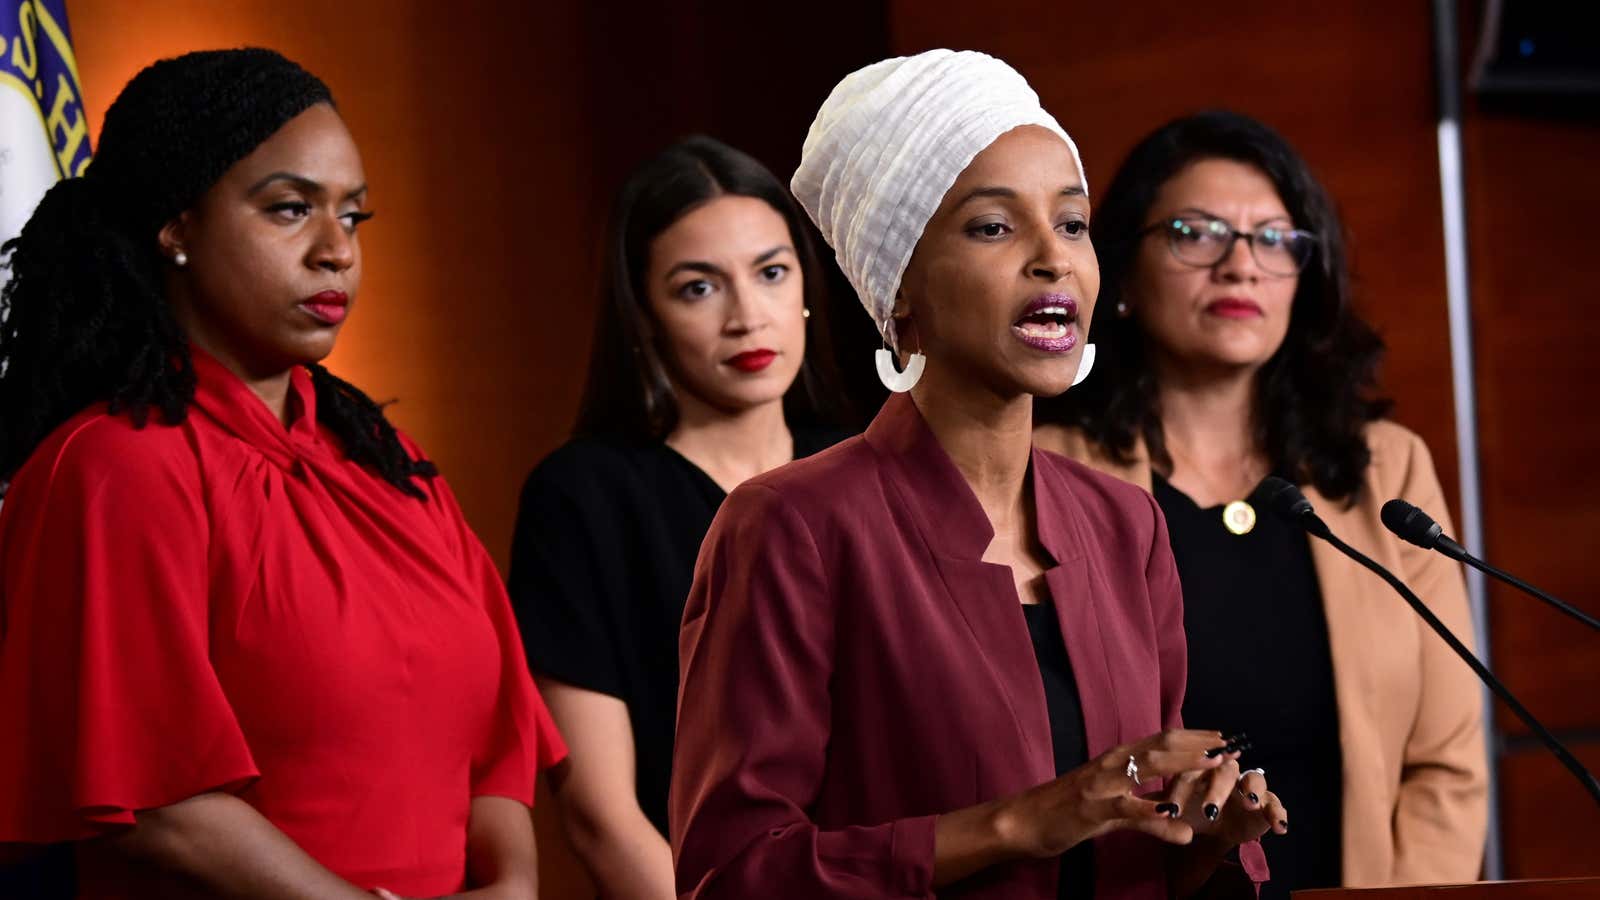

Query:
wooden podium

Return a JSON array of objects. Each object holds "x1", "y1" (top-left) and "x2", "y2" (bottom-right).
[{"x1": 1295, "y1": 878, "x2": 1600, "y2": 898}]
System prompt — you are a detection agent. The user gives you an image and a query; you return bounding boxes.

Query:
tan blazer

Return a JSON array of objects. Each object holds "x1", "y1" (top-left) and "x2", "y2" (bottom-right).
[{"x1": 1037, "y1": 420, "x2": 1489, "y2": 887}]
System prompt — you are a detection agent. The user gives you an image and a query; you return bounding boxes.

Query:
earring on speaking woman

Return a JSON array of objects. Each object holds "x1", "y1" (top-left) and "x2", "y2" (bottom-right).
[
  {"x1": 874, "y1": 318, "x2": 925, "y2": 393},
  {"x1": 803, "y1": 306, "x2": 811, "y2": 319},
  {"x1": 1071, "y1": 343, "x2": 1096, "y2": 387},
  {"x1": 173, "y1": 250, "x2": 189, "y2": 267}
]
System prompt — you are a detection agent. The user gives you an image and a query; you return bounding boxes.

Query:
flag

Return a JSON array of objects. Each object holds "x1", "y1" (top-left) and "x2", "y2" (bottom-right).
[{"x1": 1, "y1": 0, "x2": 91, "y2": 262}]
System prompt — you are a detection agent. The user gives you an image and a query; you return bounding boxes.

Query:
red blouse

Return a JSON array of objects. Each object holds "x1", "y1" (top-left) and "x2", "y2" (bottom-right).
[{"x1": 0, "y1": 351, "x2": 565, "y2": 897}]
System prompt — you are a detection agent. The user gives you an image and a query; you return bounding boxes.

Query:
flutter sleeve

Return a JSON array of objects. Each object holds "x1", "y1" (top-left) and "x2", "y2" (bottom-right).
[{"x1": 0, "y1": 417, "x2": 258, "y2": 840}]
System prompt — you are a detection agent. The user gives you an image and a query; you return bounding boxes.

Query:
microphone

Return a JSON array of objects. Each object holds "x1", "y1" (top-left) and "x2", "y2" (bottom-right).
[
  {"x1": 1255, "y1": 477, "x2": 1600, "y2": 808},
  {"x1": 1380, "y1": 498, "x2": 1466, "y2": 558},
  {"x1": 1254, "y1": 475, "x2": 1329, "y2": 537},
  {"x1": 1382, "y1": 499, "x2": 1600, "y2": 632}
]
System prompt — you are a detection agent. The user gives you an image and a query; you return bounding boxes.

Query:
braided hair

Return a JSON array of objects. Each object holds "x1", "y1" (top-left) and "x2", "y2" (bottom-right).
[{"x1": 0, "y1": 48, "x2": 435, "y2": 498}]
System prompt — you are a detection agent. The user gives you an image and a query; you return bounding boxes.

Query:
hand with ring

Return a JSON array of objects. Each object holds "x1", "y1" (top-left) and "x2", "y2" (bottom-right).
[{"x1": 988, "y1": 729, "x2": 1235, "y2": 860}]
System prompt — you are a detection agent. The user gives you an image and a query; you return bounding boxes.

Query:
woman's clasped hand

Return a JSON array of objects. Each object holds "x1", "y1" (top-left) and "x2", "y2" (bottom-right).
[{"x1": 997, "y1": 730, "x2": 1288, "y2": 859}]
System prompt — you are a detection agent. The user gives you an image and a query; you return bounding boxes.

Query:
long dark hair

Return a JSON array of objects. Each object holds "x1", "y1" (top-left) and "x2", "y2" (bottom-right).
[
  {"x1": 574, "y1": 135, "x2": 847, "y2": 440},
  {"x1": 0, "y1": 48, "x2": 434, "y2": 498},
  {"x1": 1040, "y1": 110, "x2": 1390, "y2": 502}
]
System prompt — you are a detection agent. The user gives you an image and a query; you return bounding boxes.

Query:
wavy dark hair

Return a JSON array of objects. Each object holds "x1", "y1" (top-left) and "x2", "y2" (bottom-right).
[
  {"x1": 0, "y1": 48, "x2": 434, "y2": 498},
  {"x1": 574, "y1": 135, "x2": 847, "y2": 439},
  {"x1": 1039, "y1": 110, "x2": 1391, "y2": 502}
]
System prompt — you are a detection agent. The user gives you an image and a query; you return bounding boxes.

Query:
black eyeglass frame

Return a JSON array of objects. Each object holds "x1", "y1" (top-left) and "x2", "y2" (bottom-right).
[{"x1": 1137, "y1": 215, "x2": 1319, "y2": 276}]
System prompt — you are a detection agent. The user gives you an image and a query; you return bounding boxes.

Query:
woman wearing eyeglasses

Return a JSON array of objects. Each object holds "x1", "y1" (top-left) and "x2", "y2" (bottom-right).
[{"x1": 1035, "y1": 111, "x2": 1488, "y2": 897}]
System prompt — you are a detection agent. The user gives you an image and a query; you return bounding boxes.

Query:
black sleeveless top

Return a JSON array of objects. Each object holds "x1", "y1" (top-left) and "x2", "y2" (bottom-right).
[
  {"x1": 1022, "y1": 600, "x2": 1095, "y2": 899},
  {"x1": 1153, "y1": 474, "x2": 1343, "y2": 899}
]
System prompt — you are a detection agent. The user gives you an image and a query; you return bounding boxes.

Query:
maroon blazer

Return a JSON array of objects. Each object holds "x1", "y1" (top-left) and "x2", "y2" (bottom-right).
[{"x1": 671, "y1": 394, "x2": 1267, "y2": 899}]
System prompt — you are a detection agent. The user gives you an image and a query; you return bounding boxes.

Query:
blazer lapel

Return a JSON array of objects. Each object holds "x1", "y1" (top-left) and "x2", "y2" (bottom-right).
[
  {"x1": 864, "y1": 395, "x2": 1052, "y2": 772},
  {"x1": 928, "y1": 552, "x2": 1053, "y2": 769},
  {"x1": 1304, "y1": 485, "x2": 1391, "y2": 709},
  {"x1": 1035, "y1": 452, "x2": 1126, "y2": 755}
]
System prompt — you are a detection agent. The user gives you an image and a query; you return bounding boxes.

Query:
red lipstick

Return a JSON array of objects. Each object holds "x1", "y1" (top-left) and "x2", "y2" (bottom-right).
[
  {"x1": 1205, "y1": 297, "x2": 1263, "y2": 319},
  {"x1": 725, "y1": 349, "x2": 777, "y2": 373},
  {"x1": 300, "y1": 290, "x2": 349, "y2": 326}
]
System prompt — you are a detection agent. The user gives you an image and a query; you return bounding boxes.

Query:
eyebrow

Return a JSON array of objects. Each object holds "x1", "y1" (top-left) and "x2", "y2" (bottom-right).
[
  {"x1": 667, "y1": 245, "x2": 794, "y2": 280},
  {"x1": 752, "y1": 245, "x2": 792, "y2": 265},
  {"x1": 1174, "y1": 206, "x2": 1292, "y2": 228},
  {"x1": 666, "y1": 260, "x2": 724, "y2": 279},
  {"x1": 246, "y1": 171, "x2": 368, "y2": 201},
  {"x1": 955, "y1": 184, "x2": 1088, "y2": 208}
]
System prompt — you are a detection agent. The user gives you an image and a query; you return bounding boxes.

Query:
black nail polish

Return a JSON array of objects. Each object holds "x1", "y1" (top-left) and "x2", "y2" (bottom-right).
[
  {"x1": 1224, "y1": 732, "x2": 1249, "y2": 743},
  {"x1": 1204, "y1": 803, "x2": 1219, "y2": 821},
  {"x1": 1156, "y1": 802, "x2": 1180, "y2": 818},
  {"x1": 1204, "y1": 745, "x2": 1229, "y2": 759},
  {"x1": 1279, "y1": 820, "x2": 1289, "y2": 832},
  {"x1": 1248, "y1": 792, "x2": 1260, "y2": 804}
]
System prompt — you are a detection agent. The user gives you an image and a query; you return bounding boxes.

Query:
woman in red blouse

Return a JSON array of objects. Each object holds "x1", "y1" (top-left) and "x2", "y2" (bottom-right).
[{"x1": 0, "y1": 49, "x2": 564, "y2": 899}]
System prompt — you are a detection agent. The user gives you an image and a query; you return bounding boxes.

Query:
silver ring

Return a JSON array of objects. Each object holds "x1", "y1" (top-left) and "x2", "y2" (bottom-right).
[
  {"x1": 1238, "y1": 767, "x2": 1266, "y2": 782},
  {"x1": 1125, "y1": 755, "x2": 1142, "y2": 785}
]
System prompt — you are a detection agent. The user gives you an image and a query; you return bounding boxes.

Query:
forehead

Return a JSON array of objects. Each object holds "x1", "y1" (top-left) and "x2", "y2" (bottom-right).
[
  {"x1": 220, "y1": 103, "x2": 364, "y2": 186},
  {"x1": 949, "y1": 125, "x2": 1082, "y2": 196},
  {"x1": 652, "y1": 195, "x2": 790, "y2": 263},
  {"x1": 1156, "y1": 158, "x2": 1288, "y2": 219}
]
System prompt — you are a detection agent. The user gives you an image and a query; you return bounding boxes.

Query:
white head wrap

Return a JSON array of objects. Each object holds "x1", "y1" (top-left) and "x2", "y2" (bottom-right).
[{"x1": 791, "y1": 49, "x2": 1085, "y2": 349}]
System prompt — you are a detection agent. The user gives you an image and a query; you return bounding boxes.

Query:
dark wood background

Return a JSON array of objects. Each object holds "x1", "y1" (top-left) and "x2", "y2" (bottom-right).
[{"x1": 63, "y1": 0, "x2": 1600, "y2": 894}]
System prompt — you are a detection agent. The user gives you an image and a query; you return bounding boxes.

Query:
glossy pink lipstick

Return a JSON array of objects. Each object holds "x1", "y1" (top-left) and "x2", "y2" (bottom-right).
[
  {"x1": 300, "y1": 290, "x2": 349, "y2": 326},
  {"x1": 1012, "y1": 293, "x2": 1079, "y2": 353}
]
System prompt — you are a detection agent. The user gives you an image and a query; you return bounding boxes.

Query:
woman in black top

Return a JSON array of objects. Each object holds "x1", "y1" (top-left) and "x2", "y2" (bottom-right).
[
  {"x1": 1150, "y1": 473, "x2": 1341, "y2": 896},
  {"x1": 508, "y1": 136, "x2": 848, "y2": 900},
  {"x1": 1036, "y1": 111, "x2": 1487, "y2": 896}
]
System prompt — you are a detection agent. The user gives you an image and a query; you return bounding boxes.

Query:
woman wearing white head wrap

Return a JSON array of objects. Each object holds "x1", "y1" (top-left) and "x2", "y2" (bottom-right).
[{"x1": 671, "y1": 51, "x2": 1280, "y2": 900}]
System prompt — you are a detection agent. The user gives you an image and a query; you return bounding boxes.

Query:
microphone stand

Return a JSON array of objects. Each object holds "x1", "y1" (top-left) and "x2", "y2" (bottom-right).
[
  {"x1": 1443, "y1": 544, "x2": 1600, "y2": 633},
  {"x1": 1383, "y1": 499, "x2": 1599, "y2": 631},
  {"x1": 1283, "y1": 506, "x2": 1600, "y2": 809}
]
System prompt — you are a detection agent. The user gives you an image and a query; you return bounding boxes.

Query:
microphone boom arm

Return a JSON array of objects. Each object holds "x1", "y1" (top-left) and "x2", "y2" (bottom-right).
[
  {"x1": 1314, "y1": 521, "x2": 1600, "y2": 808},
  {"x1": 1453, "y1": 549, "x2": 1600, "y2": 632}
]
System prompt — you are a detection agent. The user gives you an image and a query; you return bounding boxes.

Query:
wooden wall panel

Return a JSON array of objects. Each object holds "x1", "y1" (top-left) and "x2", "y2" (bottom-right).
[
  {"x1": 1496, "y1": 745, "x2": 1600, "y2": 877},
  {"x1": 1461, "y1": 103, "x2": 1600, "y2": 737},
  {"x1": 1457, "y1": 2, "x2": 1600, "y2": 875}
]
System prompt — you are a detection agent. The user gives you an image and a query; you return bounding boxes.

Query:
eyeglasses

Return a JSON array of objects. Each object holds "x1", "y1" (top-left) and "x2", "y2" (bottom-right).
[{"x1": 1139, "y1": 215, "x2": 1317, "y2": 277}]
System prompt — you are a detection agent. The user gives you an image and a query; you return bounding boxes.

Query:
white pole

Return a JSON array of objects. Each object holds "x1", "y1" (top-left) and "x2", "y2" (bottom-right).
[{"x1": 1432, "y1": 0, "x2": 1502, "y2": 879}]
